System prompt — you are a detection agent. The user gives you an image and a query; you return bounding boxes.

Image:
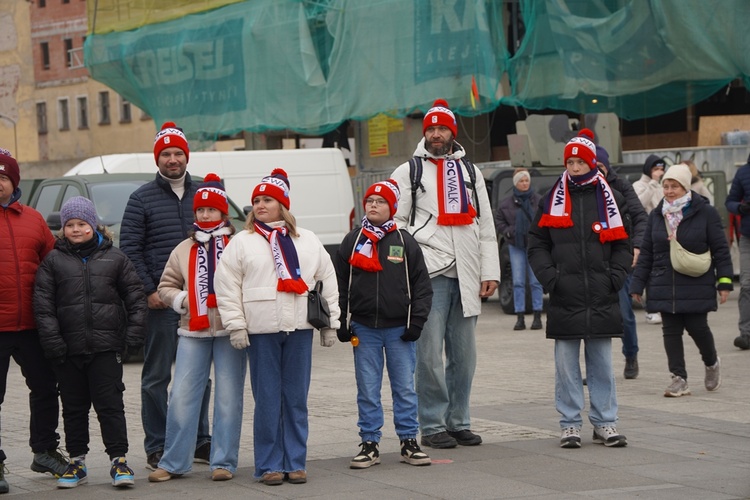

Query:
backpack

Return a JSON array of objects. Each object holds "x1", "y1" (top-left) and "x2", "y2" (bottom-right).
[{"x1": 407, "y1": 157, "x2": 481, "y2": 226}]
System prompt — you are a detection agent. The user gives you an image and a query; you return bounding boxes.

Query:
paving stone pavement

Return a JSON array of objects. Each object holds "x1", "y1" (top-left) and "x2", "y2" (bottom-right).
[{"x1": 1, "y1": 294, "x2": 748, "y2": 499}]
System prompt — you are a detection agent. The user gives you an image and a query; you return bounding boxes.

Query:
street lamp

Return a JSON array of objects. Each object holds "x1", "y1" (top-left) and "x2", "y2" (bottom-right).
[{"x1": 0, "y1": 114, "x2": 18, "y2": 159}]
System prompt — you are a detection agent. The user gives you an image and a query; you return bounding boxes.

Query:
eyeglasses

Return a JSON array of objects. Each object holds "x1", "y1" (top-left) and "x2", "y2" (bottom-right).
[{"x1": 365, "y1": 198, "x2": 388, "y2": 206}]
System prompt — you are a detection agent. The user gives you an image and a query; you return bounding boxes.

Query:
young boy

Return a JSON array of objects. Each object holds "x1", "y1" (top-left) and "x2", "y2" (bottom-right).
[
  {"x1": 334, "y1": 179, "x2": 433, "y2": 468},
  {"x1": 33, "y1": 196, "x2": 146, "y2": 488}
]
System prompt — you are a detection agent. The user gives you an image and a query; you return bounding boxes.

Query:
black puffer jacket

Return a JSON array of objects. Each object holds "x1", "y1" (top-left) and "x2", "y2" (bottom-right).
[
  {"x1": 606, "y1": 168, "x2": 647, "y2": 250},
  {"x1": 120, "y1": 173, "x2": 199, "y2": 295},
  {"x1": 335, "y1": 228, "x2": 432, "y2": 330},
  {"x1": 630, "y1": 193, "x2": 733, "y2": 314},
  {"x1": 33, "y1": 234, "x2": 147, "y2": 359},
  {"x1": 527, "y1": 182, "x2": 632, "y2": 339}
]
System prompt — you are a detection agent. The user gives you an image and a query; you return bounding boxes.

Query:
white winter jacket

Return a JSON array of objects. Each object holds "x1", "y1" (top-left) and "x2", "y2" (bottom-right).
[
  {"x1": 632, "y1": 173, "x2": 663, "y2": 214},
  {"x1": 214, "y1": 225, "x2": 340, "y2": 336},
  {"x1": 390, "y1": 139, "x2": 500, "y2": 317}
]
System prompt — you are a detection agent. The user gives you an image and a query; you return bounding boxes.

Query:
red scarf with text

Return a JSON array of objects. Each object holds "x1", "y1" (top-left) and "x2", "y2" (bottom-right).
[
  {"x1": 431, "y1": 158, "x2": 476, "y2": 225},
  {"x1": 253, "y1": 220, "x2": 308, "y2": 294},
  {"x1": 188, "y1": 220, "x2": 230, "y2": 331},
  {"x1": 349, "y1": 216, "x2": 397, "y2": 272}
]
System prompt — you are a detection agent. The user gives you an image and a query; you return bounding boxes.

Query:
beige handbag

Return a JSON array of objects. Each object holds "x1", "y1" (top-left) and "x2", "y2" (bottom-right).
[{"x1": 664, "y1": 218, "x2": 711, "y2": 277}]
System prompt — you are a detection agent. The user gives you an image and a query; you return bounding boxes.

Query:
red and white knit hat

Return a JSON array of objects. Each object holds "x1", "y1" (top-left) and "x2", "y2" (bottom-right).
[
  {"x1": 563, "y1": 128, "x2": 597, "y2": 169},
  {"x1": 252, "y1": 168, "x2": 291, "y2": 209},
  {"x1": 363, "y1": 178, "x2": 400, "y2": 218},
  {"x1": 423, "y1": 99, "x2": 458, "y2": 137},
  {"x1": 0, "y1": 148, "x2": 20, "y2": 190},
  {"x1": 153, "y1": 121, "x2": 189, "y2": 164},
  {"x1": 194, "y1": 173, "x2": 228, "y2": 215}
]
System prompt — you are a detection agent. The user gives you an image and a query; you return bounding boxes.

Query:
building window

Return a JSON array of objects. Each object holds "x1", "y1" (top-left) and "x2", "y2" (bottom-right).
[
  {"x1": 77, "y1": 96, "x2": 88, "y2": 129},
  {"x1": 120, "y1": 96, "x2": 132, "y2": 123},
  {"x1": 36, "y1": 102, "x2": 48, "y2": 134},
  {"x1": 64, "y1": 39, "x2": 73, "y2": 67},
  {"x1": 39, "y1": 0, "x2": 46, "y2": 7},
  {"x1": 99, "y1": 91, "x2": 110, "y2": 124},
  {"x1": 63, "y1": 0, "x2": 70, "y2": 4},
  {"x1": 58, "y1": 98, "x2": 70, "y2": 131},
  {"x1": 41, "y1": 42, "x2": 50, "y2": 70}
]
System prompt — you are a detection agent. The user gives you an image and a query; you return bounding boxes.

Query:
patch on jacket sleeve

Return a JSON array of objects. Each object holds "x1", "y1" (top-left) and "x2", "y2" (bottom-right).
[{"x1": 387, "y1": 245, "x2": 404, "y2": 264}]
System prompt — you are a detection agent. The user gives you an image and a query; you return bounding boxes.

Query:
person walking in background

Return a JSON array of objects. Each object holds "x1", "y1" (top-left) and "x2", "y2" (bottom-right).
[
  {"x1": 725, "y1": 153, "x2": 750, "y2": 350},
  {"x1": 631, "y1": 164, "x2": 732, "y2": 397},
  {"x1": 120, "y1": 122, "x2": 212, "y2": 470},
  {"x1": 684, "y1": 160, "x2": 713, "y2": 205},
  {"x1": 0, "y1": 148, "x2": 68, "y2": 493},
  {"x1": 214, "y1": 169, "x2": 340, "y2": 486},
  {"x1": 633, "y1": 154, "x2": 667, "y2": 324},
  {"x1": 527, "y1": 130, "x2": 631, "y2": 449},
  {"x1": 493, "y1": 168, "x2": 544, "y2": 331},
  {"x1": 148, "y1": 175, "x2": 246, "y2": 483},
  {"x1": 390, "y1": 99, "x2": 499, "y2": 449},
  {"x1": 33, "y1": 197, "x2": 146, "y2": 489},
  {"x1": 335, "y1": 180, "x2": 433, "y2": 469},
  {"x1": 595, "y1": 144, "x2": 647, "y2": 380}
]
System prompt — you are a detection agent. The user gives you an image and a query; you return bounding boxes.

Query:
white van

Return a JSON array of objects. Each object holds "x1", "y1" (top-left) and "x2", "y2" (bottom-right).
[{"x1": 65, "y1": 148, "x2": 355, "y2": 252}]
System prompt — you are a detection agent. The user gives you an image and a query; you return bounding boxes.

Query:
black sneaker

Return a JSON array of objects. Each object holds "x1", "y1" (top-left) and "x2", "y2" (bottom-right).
[
  {"x1": 420, "y1": 431, "x2": 457, "y2": 449},
  {"x1": 30, "y1": 448, "x2": 68, "y2": 477},
  {"x1": 400, "y1": 439, "x2": 431, "y2": 466},
  {"x1": 349, "y1": 441, "x2": 380, "y2": 469},
  {"x1": 734, "y1": 335, "x2": 750, "y2": 350},
  {"x1": 0, "y1": 463, "x2": 8, "y2": 494},
  {"x1": 146, "y1": 450, "x2": 163, "y2": 471},
  {"x1": 194, "y1": 441, "x2": 211, "y2": 464},
  {"x1": 447, "y1": 429, "x2": 482, "y2": 446},
  {"x1": 624, "y1": 357, "x2": 639, "y2": 379}
]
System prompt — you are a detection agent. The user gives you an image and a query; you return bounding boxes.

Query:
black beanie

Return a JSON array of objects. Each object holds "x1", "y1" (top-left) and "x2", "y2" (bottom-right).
[{"x1": 643, "y1": 154, "x2": 665, "y2": 176}]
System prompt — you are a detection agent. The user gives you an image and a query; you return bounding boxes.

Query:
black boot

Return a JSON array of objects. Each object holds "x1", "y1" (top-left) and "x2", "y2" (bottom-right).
[
  {"x1": 530, "y1": 311, "x2": 543, "y2": 330},
  {"x1": 513, "y1": 313, "x2": 526, "y2": 331}
]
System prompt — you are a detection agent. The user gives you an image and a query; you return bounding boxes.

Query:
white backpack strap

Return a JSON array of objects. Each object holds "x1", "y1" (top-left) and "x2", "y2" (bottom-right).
[{"x1": 397, "y1": 229, "x2": 411, "y2": 328}]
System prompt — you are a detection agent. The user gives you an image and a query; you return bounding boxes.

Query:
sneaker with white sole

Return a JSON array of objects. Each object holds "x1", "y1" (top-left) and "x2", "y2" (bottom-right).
[
  {"x1": 110, "y1": 457, "x2": 134, "y2": 487},
  {"x1": 560, "y1": 426, "x2": 581, "y2": 448},
  {"x1": 349, "y1": 441, "x2": 380, "y2": 469},
  {"x1": 705, "y1": 358, "x2": 721, "y2": 391},
  {"x1": 645, "y1": 312, "x2": 662, "y2": 324},
  {"x1": 592, "y1": 425, "x2": 627, "y2": 447},
  {"x1": 664, "y1": 374, "x2": 691, "y2": 397},
  {"x1": 57, "y1": 460, "x2": 87, "y2": 489},
  {"x1": 400, "y1": 439, "x2": 431, "y2": 466}
]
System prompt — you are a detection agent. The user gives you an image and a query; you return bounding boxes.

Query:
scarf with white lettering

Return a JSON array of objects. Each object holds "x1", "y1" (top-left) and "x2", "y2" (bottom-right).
[
  {"x1": 539, "y1": 169, "x2": 628, "y2": 243},
  {"x1": 188, "y1": 220, "x2": 231, "y2": 331},
  {"x1": 350, "y1": 216, "x2": 397, "y2": 272},
  {"x1": 432, "y1": 158, "x2": 476, "y2": 225},
  {"x1": 253, "y1": 220, "x2": 308, "y2": 294}
]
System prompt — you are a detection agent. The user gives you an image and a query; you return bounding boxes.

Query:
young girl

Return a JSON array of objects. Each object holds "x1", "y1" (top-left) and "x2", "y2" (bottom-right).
[
  {"x1": 149, "y1": 174, "x2": 246, "y2": 482},
  {"x1": 33, "y1": 196, "x2": 146, "y2": 488}
]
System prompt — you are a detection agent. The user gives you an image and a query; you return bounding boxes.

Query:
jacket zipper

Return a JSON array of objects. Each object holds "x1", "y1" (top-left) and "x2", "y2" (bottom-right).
[
  {"x1": 576, "y1": 193, "x2": 591, "y2": 337},
  {"x1": 83, "y1": 257, "x2": 93, "y2": 352}
]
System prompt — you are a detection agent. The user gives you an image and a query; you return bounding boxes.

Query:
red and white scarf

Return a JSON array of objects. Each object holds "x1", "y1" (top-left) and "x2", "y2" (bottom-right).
[
  {"x1": 431, "y1": 158, "x2": 476, "y2": 226},
  {"x1": 253, "y1": 220, "x2": 308, "y2": 295},
  {"x1": 188, "y1": 220, "x2": 231, "y2": 331},
  {"x1": 349, "y1": 216, "x2": 397, "y2": 272},
  {"x1": 539, "y1": 170, "x2": 628, "y2": 243}
]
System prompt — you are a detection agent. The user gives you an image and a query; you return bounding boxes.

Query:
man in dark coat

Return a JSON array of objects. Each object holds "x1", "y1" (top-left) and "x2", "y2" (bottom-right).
[
  {"x1": 528, "y1": 130, "x2": 631, "y2": 449},
  {"x1": 725, "y1": 153, "x2": 750, "y2": 350}
]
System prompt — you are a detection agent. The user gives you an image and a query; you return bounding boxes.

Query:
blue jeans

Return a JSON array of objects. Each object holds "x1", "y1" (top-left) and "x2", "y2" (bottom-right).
[
  {"x1": 508, "y1": 244, "x2": 544, "y2": 313},
  {"x1": 159, "y1": 336, "x2": 246, "y2": 474},
  {"x1": 247, "y1": 330, "x2": 312, "y2": 478},
  {"x1": 619, "y1": 273, "x2": 639, "y2": 359},
  {"x1": 554, "y1": 338, "x2": 619, "y2": 429},
  {"x1": 351, "y1": 322, "x2": 418, "y2": 443},
  {"x1": 415, "y1": 275, "x2": 477, "y2": 436},
  {"x1": 141, "y1": 308, "x2": 211, "y2": 455}
]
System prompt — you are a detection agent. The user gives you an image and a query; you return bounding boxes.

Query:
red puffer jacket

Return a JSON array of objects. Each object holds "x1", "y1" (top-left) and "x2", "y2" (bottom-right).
[{"x1": 0, "y1": 201, "x2": 55, "y2": 331}]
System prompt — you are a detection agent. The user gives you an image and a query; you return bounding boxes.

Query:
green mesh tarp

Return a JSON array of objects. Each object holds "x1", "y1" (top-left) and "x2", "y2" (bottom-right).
[
  {"x1": 84, "y1": 0, "x2": 506, "y2": 137},
  {"x1": 84, "y1": 0, "x2": 750, "y2": 137}
]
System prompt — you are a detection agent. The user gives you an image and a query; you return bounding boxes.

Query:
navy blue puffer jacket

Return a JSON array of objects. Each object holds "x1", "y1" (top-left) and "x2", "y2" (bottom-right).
[
  {"x1": 630, "y1": 193, "x2": 733, "y2": 314},
  {"x1": 120, "y1": 173, "x2": 199, "y2": 296}
]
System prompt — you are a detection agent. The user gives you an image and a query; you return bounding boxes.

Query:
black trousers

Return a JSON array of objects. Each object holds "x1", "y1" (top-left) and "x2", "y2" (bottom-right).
[
  {"x1": 0, "y1": 329, "x2": 60, "y2": 462},
  {"x1": 54, "y1": 351, "x2": 128, "y2": 459},
  {"x1": 661, "y1": 312, "x2": 718, "y2": 380}
]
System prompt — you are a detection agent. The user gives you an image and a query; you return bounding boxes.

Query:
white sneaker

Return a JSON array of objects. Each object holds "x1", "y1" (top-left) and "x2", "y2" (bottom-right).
[
  {"x1": 592, "y1": 425, "x2": 627, "y2": 447},
  {"x1": 645, "y1": 312, "x2": 662, "y2": 324},
  {"x1": 560, "y1": 427, "x2": 581, "y2": 448}
]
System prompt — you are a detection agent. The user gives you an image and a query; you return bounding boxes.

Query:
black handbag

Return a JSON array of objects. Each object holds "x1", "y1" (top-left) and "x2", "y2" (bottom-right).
[{"x1": 307, "y1": 280, "x2": 330, "y2": 329}]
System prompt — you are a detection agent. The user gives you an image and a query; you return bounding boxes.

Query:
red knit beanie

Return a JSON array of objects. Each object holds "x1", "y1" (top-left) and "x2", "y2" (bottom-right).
[
  {"x1": 0, "y1": 148, "x2": 19, "y2": 190},
  {"x1": 194, "y1": 173, "x2": 228, "y2": 215},
  {"x1": 153, "y1": 122, "x2": 190, "y2": 164},
  {"x1": 251, "y1": 168, "x2": 291, "y2": 209},
  {"x1": 564, "y1": 128, "x2": 597, "y2": 169},
  {"x1": 363, "y1": 179, "x2": 400, "y2": 219},
  {"x1": 423, "y1": 99, "x2": 458, "y2": 137}
]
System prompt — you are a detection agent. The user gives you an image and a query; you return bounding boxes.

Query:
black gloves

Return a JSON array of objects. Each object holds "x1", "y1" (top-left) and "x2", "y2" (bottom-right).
[
  {"x1": 739, "y1": 201, "x2": 750, "y2": 215},
  {"x1": 337, "y1": 326, "x2": 353, "y2": 343},
  {"x1": 400, "y1": 324, "x2": 422, "y2": 342}
]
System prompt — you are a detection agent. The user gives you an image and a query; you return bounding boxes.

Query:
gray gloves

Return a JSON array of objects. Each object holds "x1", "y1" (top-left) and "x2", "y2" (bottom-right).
[
  {"x1": 229, "y1": 329, "x2": 250, "y2": 350},
  {"x1": 320, "y1": 328, "x2": 336, "y2": 347}
]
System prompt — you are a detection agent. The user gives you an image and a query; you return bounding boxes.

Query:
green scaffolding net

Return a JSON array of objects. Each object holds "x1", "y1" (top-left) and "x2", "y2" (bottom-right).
[{"x1": 83, "y1": 0, "x2": 750, "y2": 138}]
